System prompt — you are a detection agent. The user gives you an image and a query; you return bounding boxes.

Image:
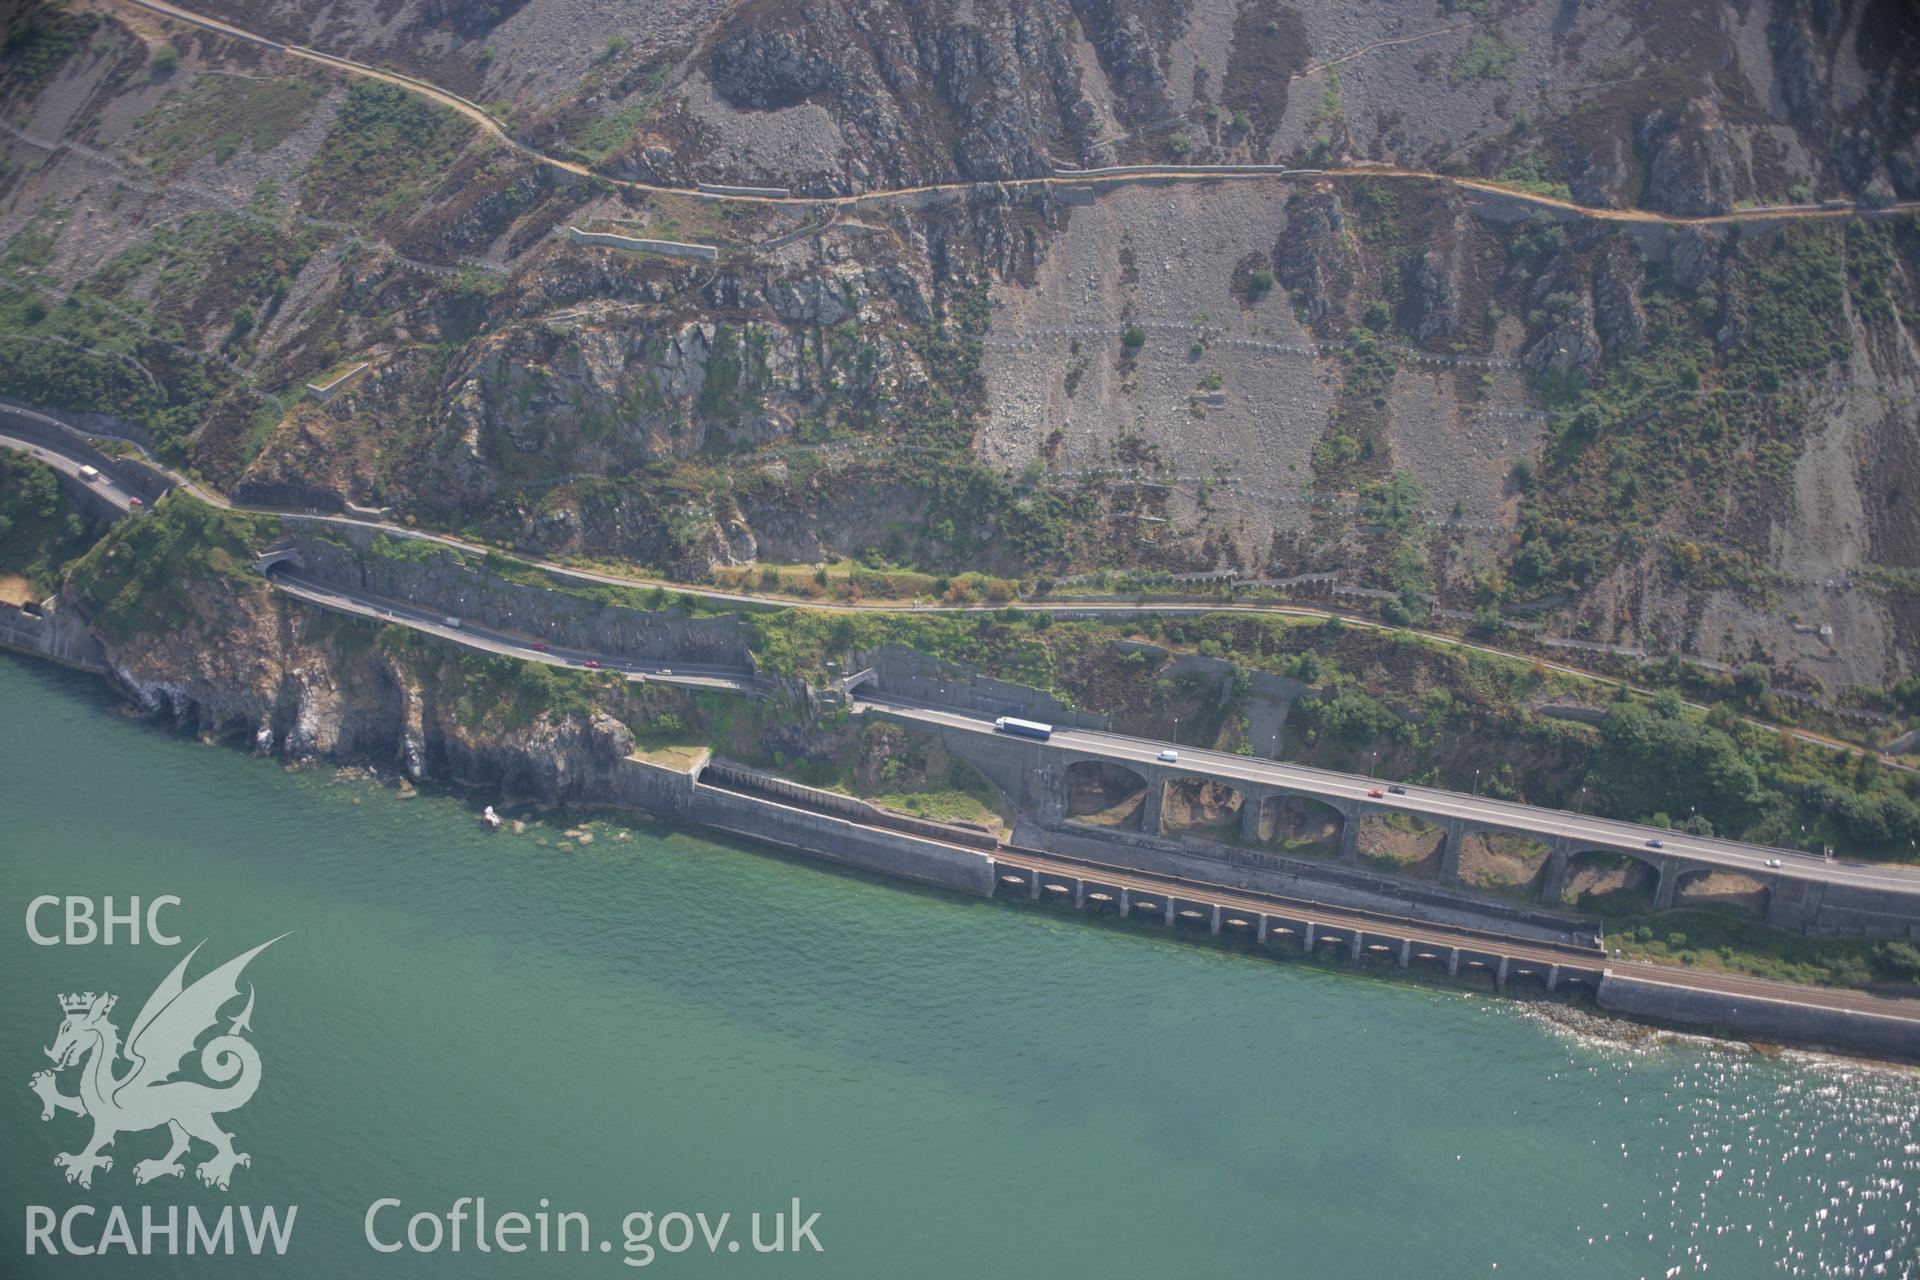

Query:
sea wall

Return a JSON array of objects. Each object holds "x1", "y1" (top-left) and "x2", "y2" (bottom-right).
[
  {"x1": 1595, "y1": 972, "x2": 1919, "y2": 1061},
  {"x1": 609, "y1": 752, "x2": 703, "y2": 822},
  {"x1": 703, "y1": 759, "x2": 998, "y2": 848},
  {"x1": 1041, "y1": 822, "x2": 1589, "y2": 944},
  {"x1": 692, "y1": 783, "x2": 997, "y2": 897},
  {"x1": 0, "y1": 600, "x2": 108, "y2": 673}
]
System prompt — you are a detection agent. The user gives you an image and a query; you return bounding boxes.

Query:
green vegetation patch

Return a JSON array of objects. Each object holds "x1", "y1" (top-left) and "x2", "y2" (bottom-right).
[
  {"x1": 303, "y1": 81, "x2": 477, "y2": 227},
  {"x1": 1, "y1": 1, "x2": 99, "y2": 105},
  {"x1": 0, "y1": 452, "x2": 103, "y2": 596},
  {"x1": 569, "y1": 67, "x2": 670, "y2": 166},
  {"x1": 1611, "y1": 909, "x2": 1920, "y2": 990},
  {"x1": 1509, "y1": 222, "x2": 1856, "y2": 597},
  {"x1": 66, "y1": 494, "x2": 276, "y2": 640},
  {"x1": 0, "y1": 206, "x2": 321, "y2": 458},
  {"x1": 699, "y1": 323, "x2": 770, "y2": 421},
  {"x1": 445, "y1": 651, "x2": 617, "y2": 732},
  {"x1": 1583, "y1": 688, "x2": 1920, "y2": 857},
  {"x1": 1493, "y1": 151, "x2": 1571, "y2": 201},
  {"x1": 135, "y1": 74, "x2": 324, "y2": 174},
  {"x1": 1449, "y1": 32, "x2": 1519, "y2": 84}
]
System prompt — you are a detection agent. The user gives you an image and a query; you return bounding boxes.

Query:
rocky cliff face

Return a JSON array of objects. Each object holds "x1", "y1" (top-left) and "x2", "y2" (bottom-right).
[
  {"x1": 75, "y1": 566, "x2": 679, "y2": 807},
  {"x1": 435, "y1": 261, "x2": 924, "y2": 482},
  {"x1": 5, "y1": 0, "x2": 1920, "y2": 694}
]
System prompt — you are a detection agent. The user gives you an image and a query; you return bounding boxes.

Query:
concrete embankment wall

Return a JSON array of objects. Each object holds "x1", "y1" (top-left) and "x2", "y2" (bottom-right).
[
  {"x1": 703, "y1": 761, "x2": 998, "y2": 849},
  {"x1": 676, "y1": 771, "x2": 1916, "y2": 1061},
  {"x1": 863, "y1": 645, "x2": 1107, "y2": 730},
  {"x1": 306, "y1": 362, "x2": 369, "y2": 403},
  {"x1": 566, "y1": 227, "x2": 718, "y2": 260},
  {"x1": 288, "y1": 529, "x2": 752, "y2": 668},
  {"x1": 0, "y1": 601, "x2": 107, "y2": 673},
  {"x1": 1054, "y1": 164, "x2": 1299, "y2": 178},
  {"x1": 604, "y1": 753, "x2": 703, "y2": 822},
  {"x1": 696, "y1": 182, "x2": 792, "y2": 199},
  {"x1": 1042, "y1": 822, "x2": 1588, "y2": 944},
  {"x1": 1596, "y1": 972, "x2": 1919, "y2": 1061},
  {"x1": 1796, "y1": 880, "x2": 1920, "y2": 939},
  {"x1": 693, "y1": 783, "x2": 997, "y2": 898}
]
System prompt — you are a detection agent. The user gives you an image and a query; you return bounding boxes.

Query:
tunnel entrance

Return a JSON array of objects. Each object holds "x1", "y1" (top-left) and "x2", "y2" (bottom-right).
[
  {"x1": 1257, "y1": 794, "x2": 1344, "y2": 858},
  {"x1": 1159, "y1": 777, "x2": 1243, "y2": 840},
  {"x1": 1356, "y1": 812, "x2": 1444, "y2": 879},
  {"x1": 1559, "y1": 850, "x2": 1662, "y2": 913},
  {"x1": 1457, "y1": 832, "x2": 1551, "y2": 900},
  {"x1": 1064, "y1": 760, "x2": 1148, "y2": 830}
]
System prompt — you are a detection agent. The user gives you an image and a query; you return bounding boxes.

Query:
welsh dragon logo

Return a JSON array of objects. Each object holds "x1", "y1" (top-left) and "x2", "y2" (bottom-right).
[{"x1": 28, "y1": 937, "x2": 284, "y2": 1191}]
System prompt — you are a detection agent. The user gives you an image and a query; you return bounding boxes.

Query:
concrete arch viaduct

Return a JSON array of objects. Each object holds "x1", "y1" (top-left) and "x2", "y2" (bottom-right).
[{"x1": 874, "y1": 702, "x2": 1920, "y2": 938}]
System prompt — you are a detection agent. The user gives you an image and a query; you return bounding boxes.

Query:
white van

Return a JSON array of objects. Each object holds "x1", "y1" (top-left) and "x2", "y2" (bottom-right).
[
  {"x1": 77, "y1": 465, "x2": 101, "y2": 482},
  {"x1": 444, "y1": 616, "x2": 463, "y2": 628}
]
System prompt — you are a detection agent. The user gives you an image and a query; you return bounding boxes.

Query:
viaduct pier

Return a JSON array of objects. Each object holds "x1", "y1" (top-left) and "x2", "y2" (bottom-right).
[
  {"x1": 686, "y1": 755, "x2": 1920, "y2": 1060},
  {"x1": 865, "y1": 700, "x2": 1920, "y2": 941}
]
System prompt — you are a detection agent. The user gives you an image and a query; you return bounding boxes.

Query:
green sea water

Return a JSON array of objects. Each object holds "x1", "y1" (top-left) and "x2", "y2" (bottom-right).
[{"x1": 2, "y1": 653, "x2": 1916, "y2": 1278}]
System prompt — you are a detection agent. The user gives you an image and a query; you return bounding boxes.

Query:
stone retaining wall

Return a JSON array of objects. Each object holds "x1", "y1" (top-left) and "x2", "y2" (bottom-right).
[
  {"x1": 697, "y1": 182, "x2": 792, "y2": 199},
  {"x1": 693, "y1": 783, "x2": 997, "y2": 897},
  {"x1": 0, "y1": 404, "x2": 169, "y2": 504},
  {"x1": 288, "y1": 528, "x2": 752, "y2": 669},
  {"x1": 566, "y1": 227, "x2": 718, "y2": 260},
  {"x1": 865, "y1": 645, "x2": 1105, "y2": 729}
]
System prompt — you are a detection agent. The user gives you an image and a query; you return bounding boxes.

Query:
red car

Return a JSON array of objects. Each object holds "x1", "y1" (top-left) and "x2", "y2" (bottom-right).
[
  {"x1": 531, "y1": 641, "x2": 550, "y2": 653},
  {"x1": 1366, "y1": 788, "x2": 1384, "y2": 799},
  {"x1": 584, "y1": 659, "x2": 601, "y2": 668},
  {"x1": 128, "y1": 496, "x2": 143, "y2": 507}
]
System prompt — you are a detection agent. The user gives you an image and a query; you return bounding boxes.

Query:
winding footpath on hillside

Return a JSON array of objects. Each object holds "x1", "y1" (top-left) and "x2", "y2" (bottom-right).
[{"x1": 112, "y1": 0, "x2": 1920, "y2": 227}]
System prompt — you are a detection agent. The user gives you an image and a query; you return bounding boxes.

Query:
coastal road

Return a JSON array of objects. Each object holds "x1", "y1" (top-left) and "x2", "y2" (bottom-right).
[
  {"x1": 270, "y1": 571, "x2": 755, "y2": 693},
  {"x1": 866, "y1": 697, "x2": 1920, "y2": 895},
  {"x1": 6, "y1": 428, "x2": 1916, "y2": 1027},
  {"x1": 0, "y1": 418, "x2": 137, "y2": 513},
  {"x1": 0, "y1": 412, "x2": 1902, "y2": 771}
]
